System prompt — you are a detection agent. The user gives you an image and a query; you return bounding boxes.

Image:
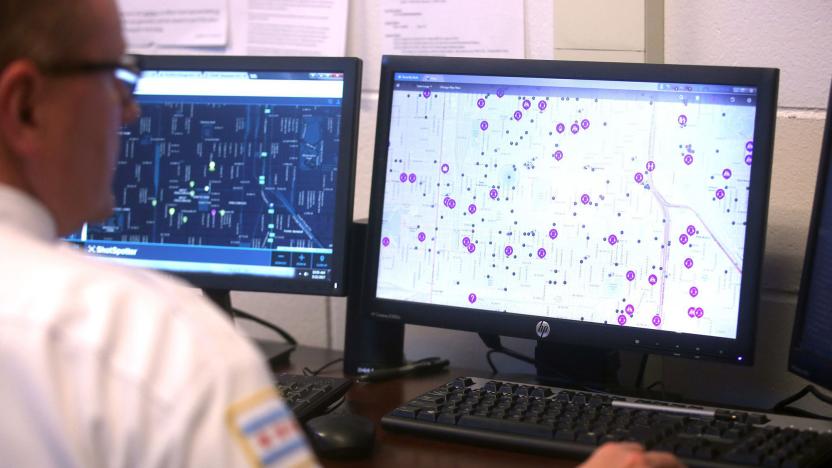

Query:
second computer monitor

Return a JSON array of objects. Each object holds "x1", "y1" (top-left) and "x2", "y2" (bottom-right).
[
  {"x1": 364, "y1": 56, "x2": 779, "y2": 364},
  {"x1": 67, "y1": 56, "x2": 361, "y2": 296},
  {"x1": 789, "y1": 81, "x2": 832, "y2": 390}
]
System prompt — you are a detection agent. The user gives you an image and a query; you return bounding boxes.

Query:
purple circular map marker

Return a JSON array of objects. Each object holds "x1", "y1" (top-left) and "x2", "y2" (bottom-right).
[
  {"x1": 687, "y1": 225, "x2": 696, "y2": 236},
  {"x1": 695, "y1": 307, "x2": 704, "y2": 318},
  {"x1": 441, "y1": 163, "x2": 450, "y2": 173},
  {"x1": 634, "y1": 172, "x2": 644, "y2": 183},
  {"x1": 652, "y1": 315, "x2": 662, "y2": 327},
  {"x1": 549, "y1": 228, "x2": 559, "y2": 240},
  {"x1": 570, "y1": 123, "x2": 580, "y2": 134},
  {"x1": 477, "y1": 98, "x2": 486, "y2": 108},
  {"x1": 468, "y1": 293, "x2": 477, "y2": 304},
  {"x1": 581, "y1": 194, "x2": 590, "y2": 205},
  {"x1": 537, "y1": 248, "x2": 547, "y2": 259},
  {"x1": 608, "y1": 234, "x2": 618, "y2": 246},
  {"x1": 553, "y1": 150, "x2": 563, "y2": 161},
  {"x1": 448, "y1": 199, "x2": 457, "y2": 209},
  {"x1": 417, "y1": 232, "x2": 426, "y2": 242},
  {"x1": 399, "y1": 172, "x2": 407, "y2": 183},
  {"x1": 496, "y1": 88, "x2": 505, "y2": 98},
  {"x1": 679, "y1": 234, "x2": 689, "y2": 245},
  {"x1": 715, "y1": 188, "x2": 726, "y2": 200},
  {"x1": 522, "y1": 99, "x2": 531, "y2": 110},
  {"x1": 423, "y1": 89, "x2": 431, "y2": 98},
  {"x1": 745, "y1": 141, "x2": 754, "y2": 152},
  {"x1": 489, "y1": 188, "x2": 499, "y2": 199},
  {"x1": 684, "y1": 258, "x2": 694, "y2": 269},
  {"x1": 625, "y1": 304, "x2": 635, "y2": 315},
  {"x1": 462, "y1": 237, "x2": 471, "y2": 247},
  {"x1": 684, "y1": 154, "x2": 694, "y2": 165},
  {"x1": 480, "y1": 120, "x2": 489, "y2": 131},
  {"x1": 648, "y1": 274, "x2": 658, "y2": 285},
  {"x1": 538, "y1": 100, "x2": 547, "y2": 111},
  {"x1": 581, "y1": 119, "x2": 590, "y2": 130},
  {"x1": 513, "y1": 111, "x2": 523, "y2": 121},
  {"x1": 745, "y1": 154, "x2": 753, "y2": 166},
  {"x1": 678, "y1": 114, "x2": 688, "y2": 127},
  {"x1": 504, "y1": 245, "x2": 513, "y2": 256},
  {"x1": 688, "y1": 307, "x2": 696, "y2": 318},
  {"x1": 646, "y1": 161, "x2": 656, "y2": 172},
  {"x1": 617, "y1": 315, "x2": 627, "y2": 326},
  {"x1": 467, "y1": 243, "x2": 476, "y2": 253},
  {"x1": 382, "y1": 237, "x2": 390, "y2": 247},
  {"x1": 690, "y1": 286, "x2": 699, "y2": 297},
  {"x1": 626, "y1": 270, "x2": 635, "y2": 281},
  {"x1": 408, "y1": 173, "x2": 417, "y2": 183},
  {"x1": 722, "y1": 168, "x2": 732, "y2": 179},
  {"x1": 468, "y1": 204, "x2": 477, "y2": 214},
  {"x1": 443, "y1": 196, "x2": 450, "y2": 207},
  {"x1": 556, "y1": 123, "x2": 565, "y2": 134}
]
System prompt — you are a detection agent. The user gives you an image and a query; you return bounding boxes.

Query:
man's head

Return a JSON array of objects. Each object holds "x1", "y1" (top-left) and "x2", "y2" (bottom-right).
[{"x1": 0, "y1": 0, "x2": 139, "y2": 236}]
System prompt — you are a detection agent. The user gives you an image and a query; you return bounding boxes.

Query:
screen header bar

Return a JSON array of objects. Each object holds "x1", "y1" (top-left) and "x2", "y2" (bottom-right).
[
  {"x1": 393, "y1": 72, "x2": 753, "y2": 95},
  {"x1": 137, "y1": 71, "x2": 344, "y2": 98}
]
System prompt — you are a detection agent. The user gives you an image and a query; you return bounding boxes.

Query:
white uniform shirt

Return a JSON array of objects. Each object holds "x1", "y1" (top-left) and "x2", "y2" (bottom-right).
[{"x1": 0, "y1": 185, "x2": 317, "y2": 468}]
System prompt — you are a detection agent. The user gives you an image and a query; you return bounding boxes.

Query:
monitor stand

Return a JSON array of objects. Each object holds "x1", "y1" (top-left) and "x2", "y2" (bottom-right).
[
  {"x1": 534, "y1": 340, "x2": 621, "y2": 390},
  {"x1": 202, "y1": 288, "x2": 295, "y2": 366}
]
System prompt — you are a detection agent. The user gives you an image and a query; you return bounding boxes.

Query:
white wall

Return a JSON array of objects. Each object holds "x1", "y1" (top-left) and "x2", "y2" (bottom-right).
[{"x1": 236, "y1": 0, "x2": 832, "y2": 411}]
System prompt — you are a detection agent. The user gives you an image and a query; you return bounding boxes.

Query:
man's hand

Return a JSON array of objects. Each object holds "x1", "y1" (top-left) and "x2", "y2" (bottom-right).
[{"x1": 578, "y1": 442, "x2": 685, "y2": 468}]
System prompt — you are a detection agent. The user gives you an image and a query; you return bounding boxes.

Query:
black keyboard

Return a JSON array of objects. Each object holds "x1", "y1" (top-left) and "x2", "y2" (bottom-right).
[
  {"x1": 383, "y1": 377, "x2": 832, "y2": 467},
  {"x1": 275, "y1": 373, "x2": 353, "y2": 422}
]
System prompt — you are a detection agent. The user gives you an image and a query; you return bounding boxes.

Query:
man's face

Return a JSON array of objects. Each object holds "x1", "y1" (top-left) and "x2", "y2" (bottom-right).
[{"x1": 26, "y1": 0, "x2": 138, "y2": 235}]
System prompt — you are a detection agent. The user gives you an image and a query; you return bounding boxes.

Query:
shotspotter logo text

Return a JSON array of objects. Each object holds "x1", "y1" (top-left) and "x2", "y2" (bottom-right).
[{"x1": 87, "y1": 245, "x2": 139, "y2": 257}]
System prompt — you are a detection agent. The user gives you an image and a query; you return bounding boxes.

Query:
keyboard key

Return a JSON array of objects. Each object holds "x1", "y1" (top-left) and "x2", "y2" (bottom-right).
[
  {"x1": 531, "y1": 387, "x2": 553, "y2": 398},
  {"x1": 437, "y1": 412, "x2": 460, "y2": 425},
  {"x1": 451, "y1": 377, "x2": 474, "y2": 388},
  {"x1": 513, "y1": 386, "x2": 532, "y2": 397},
  {"x1": 391, "y1": 406, "x2": 420, "y2": 419},
  {"x1": 483, "y1": 381, "x2": 499, "y2": 393},
  {"x1": 418, "y1": 410, "x2": 439, "y2": 422}
]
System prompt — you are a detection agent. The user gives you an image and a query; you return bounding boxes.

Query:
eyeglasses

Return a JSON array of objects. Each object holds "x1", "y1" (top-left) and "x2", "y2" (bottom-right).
[{"x1": 39, "y1": 55, "x2": 141, "y2": 98}]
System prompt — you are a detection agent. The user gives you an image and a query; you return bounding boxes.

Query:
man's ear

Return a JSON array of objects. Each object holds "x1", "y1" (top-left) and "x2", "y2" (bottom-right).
[{"x1": 0, "y1": 60, "x2": 44, "y2": 159}]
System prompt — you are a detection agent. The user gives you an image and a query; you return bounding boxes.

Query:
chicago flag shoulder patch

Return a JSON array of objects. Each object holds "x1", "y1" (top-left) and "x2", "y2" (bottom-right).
[{"x1": 226, "y1": 388, "x2": 315, "y2": 468}]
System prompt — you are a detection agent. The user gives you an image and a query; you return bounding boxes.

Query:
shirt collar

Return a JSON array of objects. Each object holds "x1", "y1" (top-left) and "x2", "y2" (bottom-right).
[{"x1": 0, "y1": 184, "x2": 58, "y2": 241}]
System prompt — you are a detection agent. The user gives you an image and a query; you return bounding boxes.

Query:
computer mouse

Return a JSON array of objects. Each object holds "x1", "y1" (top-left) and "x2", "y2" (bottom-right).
[{"x1": 304, "y1": 413, "x2": 375, "y2": 459}]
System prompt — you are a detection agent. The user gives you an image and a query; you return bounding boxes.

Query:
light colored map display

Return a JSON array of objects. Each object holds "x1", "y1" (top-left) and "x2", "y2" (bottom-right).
[{"x1": 376, "y1": 74, "x2": 757, "y2": 339}]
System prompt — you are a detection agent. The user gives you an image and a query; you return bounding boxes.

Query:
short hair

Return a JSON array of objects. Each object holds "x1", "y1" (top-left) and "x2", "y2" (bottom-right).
[{"x1": 0, "y1": 0, "x2": 88, "y2": 70}]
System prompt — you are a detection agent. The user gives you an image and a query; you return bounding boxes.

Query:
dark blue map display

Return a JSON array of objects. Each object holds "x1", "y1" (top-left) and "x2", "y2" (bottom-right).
[{"x1": 86, "y1": 97, "x2": 342, "y2": 252}]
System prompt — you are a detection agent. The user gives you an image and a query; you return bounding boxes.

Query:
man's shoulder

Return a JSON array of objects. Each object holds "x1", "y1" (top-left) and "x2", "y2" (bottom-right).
[{"x1": 0, "y1": 228, "x2": 267, "y2": 402}]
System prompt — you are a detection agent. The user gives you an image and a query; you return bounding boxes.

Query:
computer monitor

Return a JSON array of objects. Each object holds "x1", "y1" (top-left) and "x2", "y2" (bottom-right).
[
  {"x1": 364, "y1": 56, "x2": 779, "y2": 367},
  {"x1": 789, "y1": 81, "x2": 832, "y2": 391},
  {"x1": 66, "y1": 56, "x2": 361, "y2": 302}
]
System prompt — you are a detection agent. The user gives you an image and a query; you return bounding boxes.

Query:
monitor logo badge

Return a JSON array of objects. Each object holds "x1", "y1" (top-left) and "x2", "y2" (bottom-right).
[{"x1": 536, "y1": 321, "x2": 550, "y2": 338}]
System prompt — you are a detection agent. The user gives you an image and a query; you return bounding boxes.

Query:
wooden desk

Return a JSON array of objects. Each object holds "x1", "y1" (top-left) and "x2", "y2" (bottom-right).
[{"x1": 273, "y1": 346, "x2": 578, "y2": 468}]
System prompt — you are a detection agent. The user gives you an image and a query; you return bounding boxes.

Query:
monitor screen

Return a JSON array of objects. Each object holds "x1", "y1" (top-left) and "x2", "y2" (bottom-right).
[
  {"x1": 66, "y1": 56, "x2": 361, "y2": 295},
  {"x1": 790, "y1": 81, "x2": 832, "y2": 391},
  {"x1": 365, "y1": 56, "x2": 779, "y2": 363}
]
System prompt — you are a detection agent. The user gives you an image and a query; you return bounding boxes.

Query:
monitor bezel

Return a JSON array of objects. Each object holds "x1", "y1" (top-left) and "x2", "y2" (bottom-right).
[
  {"x1": 100, "y1": 55, "x2": 361, "y2": 296},
  {"x1": 789, "y1": 81, "x2": 832, "y2": 390},
  {"x1": 364, "y1": 55, "x2": 779, "y2": 364}
]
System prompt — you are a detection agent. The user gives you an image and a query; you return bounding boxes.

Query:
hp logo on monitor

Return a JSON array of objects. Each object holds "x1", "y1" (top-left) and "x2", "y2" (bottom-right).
[{"x1": 535, "y1": 321, "x2": 550, "y2": 338}]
